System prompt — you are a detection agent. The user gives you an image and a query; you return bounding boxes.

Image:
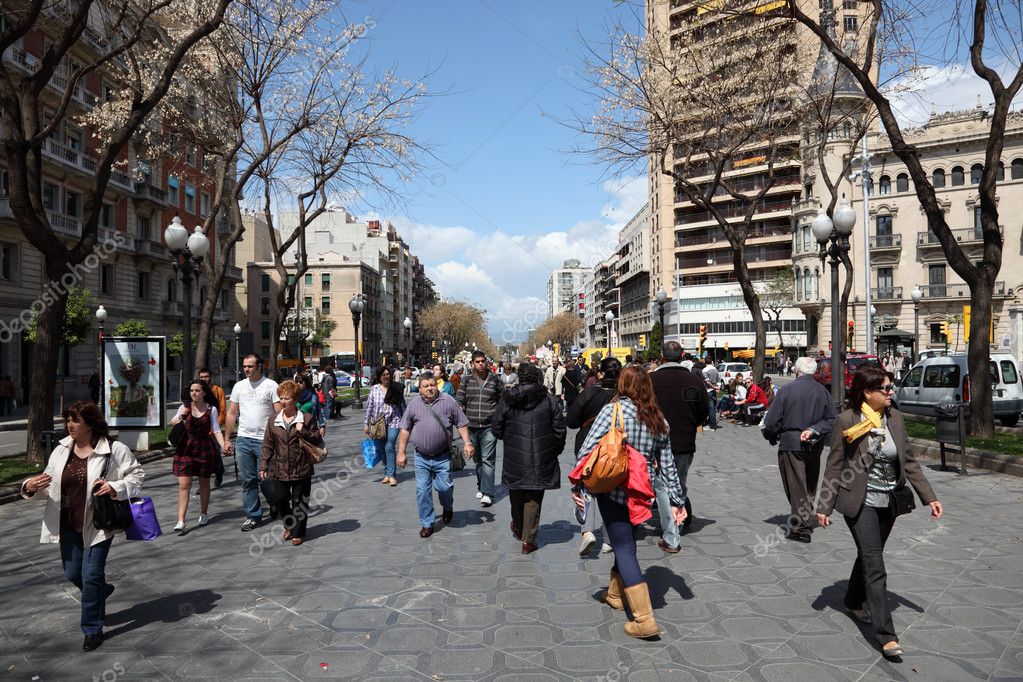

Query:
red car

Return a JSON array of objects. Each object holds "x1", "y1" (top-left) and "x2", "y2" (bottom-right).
[{"x1": 814, "y1": 354, "x2": 881, "y2": 391}]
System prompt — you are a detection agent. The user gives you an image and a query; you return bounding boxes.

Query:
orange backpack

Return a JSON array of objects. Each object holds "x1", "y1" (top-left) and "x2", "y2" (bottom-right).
[{"x1": 578, "y1": 401, "x2": 630, "y2": 493}]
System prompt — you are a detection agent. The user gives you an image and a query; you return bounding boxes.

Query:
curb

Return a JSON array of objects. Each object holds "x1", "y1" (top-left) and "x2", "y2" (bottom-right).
[
  {"x1": 908, "y1": 437, "x2": 1023, "y2": 477},
  {"x1": 0, "y1": 446, "x2": 177, "y2": 506}
]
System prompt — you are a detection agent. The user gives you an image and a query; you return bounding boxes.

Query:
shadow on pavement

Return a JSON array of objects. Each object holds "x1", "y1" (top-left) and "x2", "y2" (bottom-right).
[
  {"x1": 450, "y1": 510, "x2": 495, "y2": 527},
  {"x1": 105, "y1": 589, "x2": 222, "y2": 637},
  {"x1": 646, "y1": 565, "x2": 694, "y2": 607},
  {"x1": 811, "y1": 580, "x2": 926, "y2": 615},
  {"x1": 304, "y1": 518, "x2": 360, "y2": 541}
]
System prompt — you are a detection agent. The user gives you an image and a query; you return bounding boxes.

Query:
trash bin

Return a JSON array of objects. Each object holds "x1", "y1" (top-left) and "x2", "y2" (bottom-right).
[{"x1": 934, "y1": 397, "x2": 968, "y2": 474}]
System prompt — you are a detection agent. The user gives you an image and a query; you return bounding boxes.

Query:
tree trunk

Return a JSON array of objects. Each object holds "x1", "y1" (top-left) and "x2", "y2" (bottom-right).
[
  {"x1": 732, "y1": 244, "x2": 766, "y2": 382},
  {"x1": 25, "y1": 262, "x2": 69, "y2": 464},
  {"x1": 968, "y1": 278, "x2": 995, "y2": 437}
]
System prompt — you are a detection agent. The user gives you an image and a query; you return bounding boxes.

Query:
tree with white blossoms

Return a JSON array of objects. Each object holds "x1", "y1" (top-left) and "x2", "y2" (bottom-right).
[
  {"x1": 0, "y1": 0, "x2": 233, "y2": 463},
  {"x1": 570, "y1": 12, "x2": 800, "y2": 381}
]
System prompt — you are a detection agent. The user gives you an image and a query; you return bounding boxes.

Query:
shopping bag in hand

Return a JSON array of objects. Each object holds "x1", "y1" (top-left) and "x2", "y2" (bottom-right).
[
  {"x1": 362, "y1": 438, "x2": 382, "y2": 468},
  {"x1": 125, "y1": 497, "x2": 162, "y2": 541}
]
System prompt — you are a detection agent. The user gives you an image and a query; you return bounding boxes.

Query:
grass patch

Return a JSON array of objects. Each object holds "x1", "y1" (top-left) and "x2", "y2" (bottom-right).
[
  {"x1": 0, "y1": 455, "x2": 44, "y2": 486},
  {"x1": 148, "y1": 428, "x2": 170, "y2": 447},
  {"x1": 905, "y1": 418, "x2": 1023, "y2": 457}
]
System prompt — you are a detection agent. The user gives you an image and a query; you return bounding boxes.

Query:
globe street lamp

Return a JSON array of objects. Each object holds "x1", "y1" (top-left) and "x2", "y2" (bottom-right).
[
  {"x1": 94, "y1": 304, "x2": 107, "y2": 374},
  {"x1": 348, "y1": 293, "x2": 366, "y2": 408},
  {"x1": 404, "y1": 316, "x2": 413, "y2": 367},
  {"x1": 164, "y1": 216, "x2": 209, "y2": 385},
  {"x1": 233, "y1": 323, "x2": 242, "y2": 383},
  {"x1": 655, "y1": 287, "x2": 668, "y2": 344},
  {"x1": 812, "y1": 198, "x2": 855, "y2": 410},
  {"x1": 911, "y1": 285, "x2": 923, "y2": 362},
  {"x1": 605, "y1": 310, "x2": 614, "y2": 356}
]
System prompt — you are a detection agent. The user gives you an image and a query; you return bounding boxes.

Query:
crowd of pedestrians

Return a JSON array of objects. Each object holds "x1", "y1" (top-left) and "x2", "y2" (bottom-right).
[{"x1": 17, "y1": 344, "x2": 946, "y2": 658}]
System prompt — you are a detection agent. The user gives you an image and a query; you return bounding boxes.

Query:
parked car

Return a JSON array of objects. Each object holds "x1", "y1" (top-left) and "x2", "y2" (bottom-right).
[
  {"x1": 717, "y1": 363, "x2": 752, "y2": 386},
  {"x1": 814, "y1": 354, "x2": 881, "y2": 391},
  {"x1": 333, "y1": 370, "x2": 354, "y2": 387},
  {"x1": 894, "y1": 352, "x2": 1023, "y2": 426}
]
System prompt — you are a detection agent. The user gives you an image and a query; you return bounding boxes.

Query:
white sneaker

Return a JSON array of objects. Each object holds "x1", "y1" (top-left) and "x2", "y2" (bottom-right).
[
  {"x1": 579, "y1": 531, "x2": 596, "y2": 556},
  {"x1": 197, "y1": 514, "x2": 209, "y2": 527},
  {"x1": 480, "y1": 495, "x2": 492, "y2": 507},
  {"x1": 601, "y1": 543, "x2": 613, "y2": 554},
  {"x1": 475, "y1": 491, "x2": 484, "y2": 499},
  {"x1": 173, "y1": 521, "x2": 185, "y2": 533}
]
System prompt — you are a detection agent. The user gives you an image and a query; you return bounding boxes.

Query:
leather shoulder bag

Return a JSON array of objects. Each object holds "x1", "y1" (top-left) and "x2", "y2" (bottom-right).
[
  {"x1": 424, "y1": 400, "x2": 464, "y2": 472},
  {"x1": 92, "y1": 451, "x2": 132, "y2": 531}
]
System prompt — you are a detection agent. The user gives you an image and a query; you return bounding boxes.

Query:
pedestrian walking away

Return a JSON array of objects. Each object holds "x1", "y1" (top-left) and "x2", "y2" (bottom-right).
[
  {"x1": 364, "y1": 366, "x2": 405, "y2": 487},
  {"x1": 397, "y1": 371, "x2": 474, "y2": 538},
  {"x1": 169, "y1": 381, "x2": 226, "y2": 533},
  {"x1": 492, "y1": 362, "x2": 566, "y2": 554},
  {"x1": 224, "y1": 353, "x2": 281, "y2": 532},
  {"x1": 650, "y1": 341, "x2": 709, "y2": 551},
  {"x1": 259, "y1": 380, "x2": 326, "y2": 546},
  {"x1": 320, "y1": 360, "x2": 337, "y2": 427},
  {"x1": 572, "y1": 365, "x2": 687, "y2": 639},
  {"x1": 566, "y1": 357, "x2": 620, "y2": 556},
  {"x1": 20, "y1": 401, "x2": 145, "y2": 652},
  {"x1": 198, "y1": 368, "x2": 228, "y2": 487},
  {"x1": 701, "y1": 362, "x2": 719, "y2": 431},
  {"x1": 562, "y1": 358, "x2": 583, "y2": 409},
  {"x1": 816, "y1": 365, "x2": 943, "y2": 660},
  {"x1": 456, "y1": 351, "x2": 503, "y2": 507},
  {"x1": 760, "y1": 357, "x2": 836, "y2": 542}
]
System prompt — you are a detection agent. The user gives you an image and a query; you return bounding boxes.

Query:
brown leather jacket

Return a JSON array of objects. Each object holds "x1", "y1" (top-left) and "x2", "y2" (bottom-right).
[
  {"x1": 818, "y1": 408, "x2": 937, "y2": 518},
  {"x1": 259, "y1": 410, "x2": 324, "y2": 482}
]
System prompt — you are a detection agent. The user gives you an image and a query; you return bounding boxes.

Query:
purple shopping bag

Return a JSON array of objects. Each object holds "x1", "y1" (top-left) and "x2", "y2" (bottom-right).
[{"x1": 125, "y1": 497, "x2": 162, "y2": 541}]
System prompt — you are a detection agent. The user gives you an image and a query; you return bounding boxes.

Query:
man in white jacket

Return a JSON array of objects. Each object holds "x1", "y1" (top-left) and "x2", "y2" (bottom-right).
[{"x1": 543, "y1": 357, "x2": 566, "y2": 405}]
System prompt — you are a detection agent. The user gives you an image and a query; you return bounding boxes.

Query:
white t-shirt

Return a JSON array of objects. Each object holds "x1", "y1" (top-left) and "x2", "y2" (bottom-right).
[
  {"x1": 734, "y1": 385, "x2": 748, "y2": 401},
  {"x1": 229, "y1": 376, "x2": 280, "y2": 439},
  {"x1": 175, "y1": 404, "x2": 222, "y2": 433}
]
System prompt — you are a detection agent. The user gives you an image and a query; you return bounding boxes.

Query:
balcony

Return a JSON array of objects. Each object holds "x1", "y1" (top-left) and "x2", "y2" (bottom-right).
[
  {"x1": 225, "y1": 265, "x2": 243, "y2": 281},
  {"x1": 869, "y1": 234, "x2": 902, "y2": 250},
  {"x1": 135, "y1": 238, "x2": 169, "y2": 260},
  {"x1": 134, "y1": 183, "x2": 168, "y2": 206},
  {"x1": 97, "y1": 227, "x2": 135, "y2": 253},
  {"x1": 109, "y1": 169, "x2": 133, "y2": 192},
  {"x1": 161, "y1": 301, "x2": 182, "y2": 317},
  {"x1": 918, "y1": 282, "x2": 1006, "y2": 299},
  {"x1": 870, "y1": 287, "x2": 902, "y2": 301},
  {"x1": 46, "y1": 210, "x2": 82, "y2": 238},
  {"x1": 41, "y1": 138, "x2": 98, "y2": 177},
  {"x1": 2, "y1": 46, "x2": 39, "y2": 74},
  {"x1": 917, "y1": 226, "x2": 1003, "y2": 246}
]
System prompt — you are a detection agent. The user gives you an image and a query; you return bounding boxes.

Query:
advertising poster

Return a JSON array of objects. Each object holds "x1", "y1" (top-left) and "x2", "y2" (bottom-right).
[{"x1": 101, "y1": 336, "x2": 166, "y2": 428}]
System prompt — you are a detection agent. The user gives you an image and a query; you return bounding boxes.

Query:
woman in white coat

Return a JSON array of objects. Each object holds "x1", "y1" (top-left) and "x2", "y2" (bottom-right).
[{"x1": 21, "y1": 400, "x2": 144, "y2": 652}]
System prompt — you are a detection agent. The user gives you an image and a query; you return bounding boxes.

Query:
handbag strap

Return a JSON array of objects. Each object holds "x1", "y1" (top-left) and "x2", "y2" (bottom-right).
[{"x1": 423, "y1": 399, "x2": 453, "y2": 446}]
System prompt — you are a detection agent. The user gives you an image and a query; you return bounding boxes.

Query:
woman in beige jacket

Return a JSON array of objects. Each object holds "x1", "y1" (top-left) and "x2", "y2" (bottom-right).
[{"x1": 21, "y1": 401, "x2": 144, "y2": 652}]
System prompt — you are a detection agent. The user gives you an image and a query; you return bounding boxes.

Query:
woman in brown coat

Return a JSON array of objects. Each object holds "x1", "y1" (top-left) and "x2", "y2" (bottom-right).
[
  {"x1": 259, "y1": 380, "x2": 325, "y2": 545},
  {"x1": 816, "y1": 366, "x2": 944, "y2": 659}
]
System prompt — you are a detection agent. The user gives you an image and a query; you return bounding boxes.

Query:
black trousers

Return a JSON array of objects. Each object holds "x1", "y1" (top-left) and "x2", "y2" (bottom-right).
[
  {"x1": 509, "y1": 490, "x2": 545, "y2": 544},
  {"x1": 268, "y1": 478, "x2": 312, "y2": 539},
  {"x1": 778, "y1": 449, "x2": 821, "y2": 532},
  {"x1": 844, "y1": 504, "x2": 898, "y2": 645}
]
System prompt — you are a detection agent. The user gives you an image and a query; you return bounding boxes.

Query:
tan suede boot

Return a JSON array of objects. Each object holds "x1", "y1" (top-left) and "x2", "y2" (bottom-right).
[
  {"x1": 622, "y1": 582, "x2": 660, "y2": 639},
  {"x1": 600, "y1": 569, "x2": 625, "y2": 610}
]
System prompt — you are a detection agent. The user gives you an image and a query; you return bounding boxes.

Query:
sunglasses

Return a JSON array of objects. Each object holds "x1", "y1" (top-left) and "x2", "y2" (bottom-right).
[{"x1": 876, "y1": 384, "x2": 895, "y2": 393}]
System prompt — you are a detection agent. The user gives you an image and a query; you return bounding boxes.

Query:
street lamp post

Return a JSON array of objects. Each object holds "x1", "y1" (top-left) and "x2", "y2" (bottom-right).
[
  {"x1": 164, "y1": 216, "x2": 209, "y2": 386},
  {"x1": 655, "y1": 288, "x2": 667, "y2": 345},
  {"x1": 348, "y1": 294, "x2": 365, "y2": 408},
  {"x1": 605, "y1": 310, "x2": 614, "y2": 356},
  {"x1": 404, "y1": 316, "x2": 413, "y2": 367},
  {"x1": 94, "y1": 305, "x2": 107, "y2": 372},
  {"x1": 812, "y1": 199, "x2": 856, "y2": 410},
  {"x1": 911, "y1": 285, "x2": 923, "y2": 362},
  {"x1": 233, "y1": 323, "x2": 241, "y2": 383}
]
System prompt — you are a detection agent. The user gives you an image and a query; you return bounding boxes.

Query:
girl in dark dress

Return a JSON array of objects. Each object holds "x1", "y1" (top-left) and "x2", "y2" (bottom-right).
[{"x1": 170, "y1": 381, "x2": 226, "y2": 533}]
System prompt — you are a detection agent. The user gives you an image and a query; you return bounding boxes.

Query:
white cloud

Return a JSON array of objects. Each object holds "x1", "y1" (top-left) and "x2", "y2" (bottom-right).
[{"x1": 888, "y1": 61, "x2": 1023, "y2": 129}]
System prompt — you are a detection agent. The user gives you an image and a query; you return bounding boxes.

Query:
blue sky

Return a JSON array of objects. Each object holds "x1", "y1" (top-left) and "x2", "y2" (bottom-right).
[{"x1": 352, "y1": 0, "x2": 648, "y2": 342}]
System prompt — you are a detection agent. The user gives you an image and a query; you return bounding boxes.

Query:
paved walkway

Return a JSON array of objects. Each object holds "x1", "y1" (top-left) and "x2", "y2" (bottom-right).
[{"x1": 1, "y1": 407, "x2": 1021, "y2": 681}]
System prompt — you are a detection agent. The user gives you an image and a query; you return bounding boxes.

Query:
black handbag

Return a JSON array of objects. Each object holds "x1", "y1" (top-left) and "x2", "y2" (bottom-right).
[
  {"x1": 891, "y1": 485, "x2": 916, "y2": 516},
  {"x1": 168, "y1": 419, "x2": 187, "y2": 448},
  {"x1": 424, "y1": 401, "x2": 464, "y2": 472},
  {"x1": 92, "y1": 452, "x2": 132, "y2": 531}
]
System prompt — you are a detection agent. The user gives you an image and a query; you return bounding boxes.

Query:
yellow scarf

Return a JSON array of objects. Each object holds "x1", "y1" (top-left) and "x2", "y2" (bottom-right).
[{"x1": 843, "y1": 403, "x2": 883, "y2": 443}]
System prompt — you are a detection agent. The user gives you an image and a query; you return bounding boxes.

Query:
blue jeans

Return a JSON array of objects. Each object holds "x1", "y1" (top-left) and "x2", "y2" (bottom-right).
[
  {"x1": 706, "y1": 390, "x2": 717, "y2": 428},
  {"x1": 470, "y1": 427, "x2": 497, "y2": 497},
  {"x1": 321, "y1": 396, "x2": 334, "y2": 426},
  {"x1": 654, "y1": 452, "x2": 693, "y2": 550},
  {"x1": 235, "y1": 436, "x2": 263, "y2": 521},
  {"x1": 60, "y1": 529, "x2": 113, "y2": 634},
  {"x1": 595, "y1": 494, "x2": 643, "y2": 587},
  {"x1": 375, "y1": 428, "x2": 400, "y2": 477},
  {"x1": 414, "y1": 451, "x2": 454, "y2": 527}
]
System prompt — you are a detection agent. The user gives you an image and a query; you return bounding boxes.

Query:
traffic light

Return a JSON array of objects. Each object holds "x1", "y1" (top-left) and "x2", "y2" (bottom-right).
[
  {"x1": 639, "y1": 334, "x2": 646, "y2": 348},
  {"x1": 847, "y1": 320, "x2": 855, "y2": 350},
  {"x1": 939, "y1": 320, "x2": 951, "y2": 347},
  {"x1": 699, "y1": 325, "x2": 707, "y2": 353}
]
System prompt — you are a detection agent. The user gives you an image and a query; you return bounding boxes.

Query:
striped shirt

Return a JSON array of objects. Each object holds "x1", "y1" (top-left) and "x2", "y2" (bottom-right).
[{"x1": 576, "y1": 397, "x2": 686, "y2": 507}]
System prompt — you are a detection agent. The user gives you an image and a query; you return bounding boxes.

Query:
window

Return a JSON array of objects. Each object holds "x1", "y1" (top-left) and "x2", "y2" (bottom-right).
[
  {"x1": 65, "y1": 191, "x2": 81, "y2": 218},
  {"x1": 261, "y1": 321, "x2": 270, "y2": 339},
  {"x1": 875, "y1": 214, "x2": 893, "y2": 237},
  {"x1": 932, "y1": 168, "x2": 946, "y2": 188},
  {"x1": 303, "y1": 296, "x2": 312, "y2": 309},
  {"x1": 974, "y1": 206, "x2": 983, "y2": 230},
  {"x1": 137, "y1": 271, "x2": 150, "y2": 300},
  {"x1": 184, "y1": 184, "x2": 195, "y2": 213},
  {"x1": 999, "y1": 360, "x2": 1019, "y2": 384},
  {"x1": 878, "y1": 175, "x2": 891, "y2": 194},
  {"x1": 0, "y1": 169, "x2": 8, "y2": 196},
  {"x1": 261, "y1": 297, "x2": 270, "y2": 315},
  {"x1": 929, "y1": 324, "x2": 946, "y2": 344},
  {"x1": 971, "y1": 164, "x2": 983, "y2": 184},
  {"x1": 896, "y1": 173, "x2": 909, "y2": 192},
  {"x1": 137, "y1": 215, "x2": 151, "y2": 241},
  {"x1": 877, "y1": 267, "x2": 893, "y2": 296},
  {"x1": 795, "y1": 267, "x2": 803, "y2": 300},
  {"x1": 304, "y1": 273, "x2": 312, "y2": 286},
  {"x1": 100, "y1": 203, "x2": 113, "y2": 228},
  {"x1": 923, "y1": 365, "x2": 960, "y2": 388},
  {"x1": 1, "y1": 243, "x2": 15, "y2": 281},
  {"x1": 166, "y1": 277, "x2": 176, "y2": 301},
  {"x1": 843, "y1": 0, "x2": 857, "y2": 8},
  {"x1": 864, "y1": 177, "x2": 874, "y2": 195},
  {"x1": 287, "y1": 274, "x2": 295, "y2": 286},
  {"x1": 65, "y1": 126, "x2": 83, "y2": 151},
  {"x1": 802, "y1": 225, "x2": 811, "y2": 251},
  {"x1": 1013, "y1": 159, "x2": 1023, "y2": 179},
  {"x1": 901, "y1": 365, "x2": 923, "y2": 388},
  {"x1": 260, "y1": 273, "x2": 270, "y2": 292},
  {"x1": 200, "y1": 192, "x2": 210, "y2": 217},
  {"x1": 928, "y1": 264, "x2": 946, "y2": 297},
  {"x1": 813, "y1": 269, "x2": 820, "y2": 298},
  {"x1": 843, "y1": 15, "x2": 858, "y2": 31},
  {"x1": 951, "y1": 166, "x2": 965, "y2": 186},
  {"x1": 167, "y1": 176, "x2": 179, "y2": 206},
  {"x1": 185, "y1": 145, "x2": 196, "y2": 166},
  {"x1": 321, "y1": 296, "x2": 330, "y2": 314},
  {"x1": 42, "y1": 182, "x2": 59, "y2": 211},
  {"x1": 321, "y1": 273, "x2": 330, "y2": 290},
  {"x1": 997, "y1": 162, "x2": 1005, "y2": 181},
  {"x1": 804, "y1": 269, "x2": 812, "y2": 300},
  {"x1": 101, "y1": 265, "x2": 113, "y2": 295}
]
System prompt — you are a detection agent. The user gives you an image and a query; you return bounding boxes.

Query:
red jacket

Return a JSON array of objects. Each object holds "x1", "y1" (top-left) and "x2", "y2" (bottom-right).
[
  {"x1": 746, "y1": 384, "x2": 769, "y2": 407},
  {"x1": 569, "y1": 442, "x2": 654, "y2": 525}
]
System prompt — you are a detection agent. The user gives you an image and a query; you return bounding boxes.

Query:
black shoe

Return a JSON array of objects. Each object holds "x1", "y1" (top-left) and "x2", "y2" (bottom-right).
[
  {"x1": 441, "y1": 508, "x2": 453, "y2": 525},
  {"x1": 213, "y1": 473, "x2": 223, "y2": 488},
  {"x1": 83, "y1": 633, "x2": 104, "y2": 651},
  {"x1": 785, "y1": 530, "x2": 812, "y2": 543}
]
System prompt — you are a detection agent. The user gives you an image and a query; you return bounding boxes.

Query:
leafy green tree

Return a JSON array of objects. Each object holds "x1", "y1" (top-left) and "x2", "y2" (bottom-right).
[
  {"x1": 645, "y1": 321, "x2": 663, "y2": 362},
  {"x1": 167, "y1": 332, "x2": 196, "y2": 359},
  {"x1": 212, "y1": 337, "x2": 229, "y2": 361},
  {"x1": 113, "y1": 319, "x2": 152, "y2": 337},
  {"x1": 26, "y1": 287, "x2": 93, "y2": 347}
]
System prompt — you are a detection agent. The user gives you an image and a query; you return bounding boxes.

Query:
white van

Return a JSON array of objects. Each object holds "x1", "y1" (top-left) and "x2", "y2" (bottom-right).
[{"x1": 894, "y1": 352, "x2": 1023, "y2": 426}]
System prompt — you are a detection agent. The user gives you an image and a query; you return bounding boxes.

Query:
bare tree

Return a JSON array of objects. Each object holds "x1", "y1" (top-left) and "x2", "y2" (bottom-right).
[
  {"x1": 530, "y1": 312, "x2": 585, "y2": 352},
  {"x1": 760, "y1": 265, "x2": 794, "y2": 352},
  {"x1": 418, "y1": 302, "x2": 486, "y2": 353},
  {"x1": 759, "y1": 0, "x2": 1023, "y2": 435},
  {"x1": 0, "y1": 0, "x2": 233, "y2": 462},
  {"x1": 570, "y1": 12, "x2": 801, "y2": 381}
]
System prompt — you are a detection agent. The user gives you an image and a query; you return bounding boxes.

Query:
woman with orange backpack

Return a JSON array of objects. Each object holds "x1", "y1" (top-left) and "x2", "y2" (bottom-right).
[{"x1": 571, "y1": 365, "x2": 687, "y2": 640}]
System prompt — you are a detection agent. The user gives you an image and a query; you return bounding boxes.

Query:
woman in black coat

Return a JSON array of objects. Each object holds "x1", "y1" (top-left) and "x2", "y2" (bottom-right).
[{"x1": 492, "y1": 362, "x2": 566, "y2": 555}]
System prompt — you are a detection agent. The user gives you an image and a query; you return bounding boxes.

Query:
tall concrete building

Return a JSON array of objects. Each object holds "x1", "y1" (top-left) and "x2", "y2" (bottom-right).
[
  {"x1": 547, "y1": 259, "x2": 593, "y2": 319},
  {"x1": 616, "y1": 204, "x2": 652, "y2": 349}
]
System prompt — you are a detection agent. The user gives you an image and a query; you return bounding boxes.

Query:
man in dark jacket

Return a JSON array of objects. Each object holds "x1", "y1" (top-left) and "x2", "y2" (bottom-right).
[
  {"x1": 761, "y1": 356, "x2": 836, "y2": 543},
  {"x1": 456, "y1": 351, "x2": 503, "y2": 507},
  {"x1": 491, "y1": 362, "x2": 566, "y2": 554},
  {"x1": 650, "y1": 341, "x2": 709, "y2": 552},
  {"x1": 562, "y1": 358, "x2": 583, "y2": 408}
]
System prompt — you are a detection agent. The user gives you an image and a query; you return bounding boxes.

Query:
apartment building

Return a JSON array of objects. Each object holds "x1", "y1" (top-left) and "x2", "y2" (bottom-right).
[
  {"x1": 0, "y1": 5, "x2": 240, "y2": 405},
  {"x1": 547, "y1": 259, "x2": 593, "y2": 319},
  {"x1": 411, "y1": 256, "x2": 438, "y2": 366},
  {"x1": 616, "y1": 204, "x2": 652, "y2": 349}
]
